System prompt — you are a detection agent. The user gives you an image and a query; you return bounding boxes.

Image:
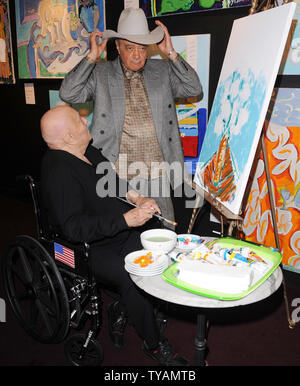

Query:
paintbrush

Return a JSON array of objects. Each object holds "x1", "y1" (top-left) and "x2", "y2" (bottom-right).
[{"x1": 116, "y1": 196, "x2": 178, "y2": 227}]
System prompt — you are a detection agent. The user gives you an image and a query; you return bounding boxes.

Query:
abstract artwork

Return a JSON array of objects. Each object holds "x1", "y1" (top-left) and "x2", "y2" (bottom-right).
[
  {"x1": 141, "y1": 0, "x2": 251, "y2": 17},
  {"x1": 243, "y1": 88, "x2": 300, "y2": 273},
  {"x1": 0, "y1": 0, "x2": 15, "y2": 84},
  {"x1": 148, "y1": 34, "x2": 210, "y2": 175},
  {"x1": 279, "y1": 0, "x2": 300, "y2": 75},
  {"x1": 15, "y1": 0, "x2": 105, "y2": 78},
  {"x1": 193, "y1": 4, "x2": 296, "y2": 215}
]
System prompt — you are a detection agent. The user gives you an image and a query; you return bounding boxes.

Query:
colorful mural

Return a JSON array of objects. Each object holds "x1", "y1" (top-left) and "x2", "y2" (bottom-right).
[
  {"x1": 141, "y1": 0, "x2": 251, "y2": 17},
  {"x1": 243, "y1": 88, "x2": 300, "y2": 273},
  {"x1": 0, "y1": 0, "x2": 15, "y2": 84},
  {"x1": 194, "y1": 4, "x2": 296, "y2": 215},
  {"x1": 15, "y1": 0, "x2": 105, "y2": 79},
  {"x1": 148, "y1": 34, "x2": 210, "y2": 175}
]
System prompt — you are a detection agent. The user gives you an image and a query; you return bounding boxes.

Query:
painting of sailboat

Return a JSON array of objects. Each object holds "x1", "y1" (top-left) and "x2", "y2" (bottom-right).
[{"x1": 194, "y1": 3, "x2": 296, "y2": 215}]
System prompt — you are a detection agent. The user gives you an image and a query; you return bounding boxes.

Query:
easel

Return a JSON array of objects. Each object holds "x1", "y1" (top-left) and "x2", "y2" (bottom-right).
[
  {"x1": 188, "y1": 130, "x2": 279, "y2": 240},
  {"x1": 187, "y1": 0, "x2": 296, "y2": 329}
]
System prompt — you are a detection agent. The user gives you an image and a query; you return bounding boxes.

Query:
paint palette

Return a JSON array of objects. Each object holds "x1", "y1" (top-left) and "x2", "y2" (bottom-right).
[
  {"x1": 163, "y1": 237, "x2": 282, "y2": 300},
  {"x1": 176, "y1": 234, "x2": 205, "y2": 252}
]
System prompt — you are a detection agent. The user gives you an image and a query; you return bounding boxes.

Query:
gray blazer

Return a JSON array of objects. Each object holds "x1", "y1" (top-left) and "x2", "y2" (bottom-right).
[{"x1": 59, "y1": 55, "x2": 203, "y2": 186}]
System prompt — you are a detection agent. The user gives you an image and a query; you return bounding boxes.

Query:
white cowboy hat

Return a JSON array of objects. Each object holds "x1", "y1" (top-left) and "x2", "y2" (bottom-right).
[{"x1": 102, "y1": 8, "x2": 164, "y2": 45}]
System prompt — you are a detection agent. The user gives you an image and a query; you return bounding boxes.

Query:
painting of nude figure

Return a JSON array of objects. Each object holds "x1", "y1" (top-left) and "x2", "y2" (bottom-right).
[{"x1": 15, "y1": 0, "x2": 105, "y2": 78}]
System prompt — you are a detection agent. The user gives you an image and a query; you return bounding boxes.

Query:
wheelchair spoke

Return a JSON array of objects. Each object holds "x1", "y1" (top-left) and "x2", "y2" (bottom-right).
[
  {"x1": 31, "y1": 257, "x2": 42, "y2": 285},
  {"x1": 18, "y1": 247, "x2": 33, "y2": 284},
  {"x1": 30, "y1": 298, "x2": 39, "y2": 326},
  {"x1": 13, "y1": 290, "x2": 31, "y2": 302},
  {"x1": 37, "y1": 289, "x2": 56, "y2": 317},
  {"x1": 9, "y1": 268, "x2": 30, "y2": 301},
  {"x1": 35, "y1": 298, "x2": 54, "y2": 336},
  {"x1": 10, "y1": 265, "x2": 28, "y2": 288}
]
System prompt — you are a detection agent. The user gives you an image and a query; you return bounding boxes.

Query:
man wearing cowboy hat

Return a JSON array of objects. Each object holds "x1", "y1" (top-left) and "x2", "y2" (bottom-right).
[{"x1": 60, "y1": 8, "x2": 203, "y2": 230}]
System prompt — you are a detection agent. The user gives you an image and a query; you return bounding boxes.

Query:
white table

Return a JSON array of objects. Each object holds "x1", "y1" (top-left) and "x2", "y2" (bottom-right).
[
  {"x1": 130, "y1": 240, "x2": 283, "y2": 365},
  {"x1": 131, "y1": 265, "x2": 283, "y2": 309}
]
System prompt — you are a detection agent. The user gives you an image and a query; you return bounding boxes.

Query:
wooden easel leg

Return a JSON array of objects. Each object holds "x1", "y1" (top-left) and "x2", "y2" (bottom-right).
[
  {"x1": 187, "y1": 194, "x2": 201, "y2": 234},
  {"x1": 261, "y1": 133, "x2": 295, "y2": 329}
]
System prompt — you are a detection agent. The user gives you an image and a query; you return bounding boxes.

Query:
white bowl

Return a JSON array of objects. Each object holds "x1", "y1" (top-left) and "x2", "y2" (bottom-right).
[{"x1": 140, "y1": 229, "x2": 177, "y2": 253}]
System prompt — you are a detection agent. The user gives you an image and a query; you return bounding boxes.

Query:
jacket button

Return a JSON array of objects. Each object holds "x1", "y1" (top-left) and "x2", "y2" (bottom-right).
[
  {"x1": 169, "y1": 137, "x2": 172, "y2": 142},
  {"x1": 100, "y1": 130, "x2": 105, "y2": 134},
  {"x1": 168, "y1": 104, "x2": 172, "y2": 108},
  {"x1": 101, "y1": 113, "x2": 106, "y2": 117},
  {"x1": 169, "y1": 120, "x2": 173, "y2": 124}
]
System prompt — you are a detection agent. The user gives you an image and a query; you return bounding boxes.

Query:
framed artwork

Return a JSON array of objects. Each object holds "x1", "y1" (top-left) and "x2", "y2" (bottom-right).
[
  {"x1": 141, "y1": 0, "x2": 252, "y2": 17},
  {"x1": 193, "y1": 3, "x2": 296, "y2": 215},
  {"x1": 49, "y1": 89, "x2": 93, "y2": 129},
  {"x1": 279, "y1": 0, "x2": 300, "y2": 75},
  {"x1": 0, "y1": 0, "x2": 15, "y2": 84},
  {"x1": 148, "y1": 34, "x2": 210, "y2": 175},
  {"x1": 15, "y1": 0, "x2": 105, "y2": 78},
  {"x1": 243, "y1": 88, "x2": 300, "y2": 273}
]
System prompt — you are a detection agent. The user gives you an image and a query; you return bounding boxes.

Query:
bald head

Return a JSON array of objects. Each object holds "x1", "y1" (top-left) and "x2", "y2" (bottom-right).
[
  {"x1": 41, "y1": 105, "x2": 75, "y2": 149},
  {"x1": 40, "y1": 105, "x2": 92, "y2": 159}
]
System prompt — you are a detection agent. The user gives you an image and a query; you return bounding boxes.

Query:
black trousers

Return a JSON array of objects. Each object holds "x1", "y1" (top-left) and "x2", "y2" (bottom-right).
[{"x1": 91, "y1": 231, "x2": 160, "y2": 348}]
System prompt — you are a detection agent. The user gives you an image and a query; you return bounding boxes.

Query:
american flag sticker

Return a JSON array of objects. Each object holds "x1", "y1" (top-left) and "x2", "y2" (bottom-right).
[{"x1": 54, "y1": 242, "x2": 75, "y2": 268}]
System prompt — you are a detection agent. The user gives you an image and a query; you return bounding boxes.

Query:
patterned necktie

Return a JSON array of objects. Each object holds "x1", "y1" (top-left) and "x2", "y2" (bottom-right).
[{"x1": 115, "y1": 64, "x2": 164, "y2": 180}]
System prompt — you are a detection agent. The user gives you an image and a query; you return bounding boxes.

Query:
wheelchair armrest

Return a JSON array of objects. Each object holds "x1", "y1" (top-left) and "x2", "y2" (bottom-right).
[
  {"x1": 51, "y1": 235, "x2": 91, "y2": 259},
  {"x1": 16, "y1": 174, "x2": 34, "y2": 184}
]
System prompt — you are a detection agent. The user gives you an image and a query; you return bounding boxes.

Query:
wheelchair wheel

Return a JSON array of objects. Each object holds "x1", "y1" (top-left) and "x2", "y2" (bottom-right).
[
  {"x1": 2, "y1": 235, "x2": 70, "y2": 343},
  {"x1": 64, "y1": 333, "x2": 104, "y2": 366}
]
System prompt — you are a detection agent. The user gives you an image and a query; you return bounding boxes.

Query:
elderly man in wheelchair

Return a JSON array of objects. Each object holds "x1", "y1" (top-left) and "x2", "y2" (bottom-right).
[{"x1": 3, "y1": 105, "x2": 189, "y2": 366}]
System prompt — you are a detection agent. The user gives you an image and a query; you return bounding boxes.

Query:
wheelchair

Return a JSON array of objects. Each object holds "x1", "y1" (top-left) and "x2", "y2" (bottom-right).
[{"x1": 2, "y1": 175, "x2": 105, "y2": 366}]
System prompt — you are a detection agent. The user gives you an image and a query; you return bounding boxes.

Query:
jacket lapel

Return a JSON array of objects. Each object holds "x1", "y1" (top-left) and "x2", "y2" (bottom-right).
[{"x1": 108, "y1": 58, "x2": 125, "y2": 140}]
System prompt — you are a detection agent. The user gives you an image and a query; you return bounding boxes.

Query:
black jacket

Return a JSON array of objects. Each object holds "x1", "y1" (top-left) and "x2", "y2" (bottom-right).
[{"x1": 40, "y1": 143, "x2": 135, "y2": 250}]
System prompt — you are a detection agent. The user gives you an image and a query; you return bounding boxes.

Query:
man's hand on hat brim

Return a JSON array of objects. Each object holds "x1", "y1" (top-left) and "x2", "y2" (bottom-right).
[{"x1": 87, "y1": 30, "x2": 108, "y2": 62}]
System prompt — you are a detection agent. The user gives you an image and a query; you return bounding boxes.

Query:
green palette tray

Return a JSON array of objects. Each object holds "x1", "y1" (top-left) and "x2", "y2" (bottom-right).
[{"x1": 162, "y1": 237, "x2": 282, "y2": 301}]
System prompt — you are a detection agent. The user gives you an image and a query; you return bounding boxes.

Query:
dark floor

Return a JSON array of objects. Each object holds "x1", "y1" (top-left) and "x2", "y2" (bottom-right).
[{"x1": 0, "y1": 195, "x2": 300, "y2": 369}]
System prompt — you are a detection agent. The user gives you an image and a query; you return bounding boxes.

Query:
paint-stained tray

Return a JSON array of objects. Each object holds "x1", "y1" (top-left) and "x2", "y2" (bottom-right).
[{"x1": 162, "y1": 237, "x2": 282, "y2": 300}]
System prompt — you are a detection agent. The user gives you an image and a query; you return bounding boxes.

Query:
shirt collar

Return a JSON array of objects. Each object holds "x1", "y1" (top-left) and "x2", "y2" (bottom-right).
[
  {"x1": 120, "y1": 61, "x2": 144, "y2": 80},
  {"x1": 84, "y1": 140, "x2": 107, "y2": 167}
]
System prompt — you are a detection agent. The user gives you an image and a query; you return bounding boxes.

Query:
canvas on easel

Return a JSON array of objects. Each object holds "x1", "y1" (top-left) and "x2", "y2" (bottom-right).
[
  {"x1": 243, "y1": 88, "x2": 300, "y2": 273},
  {"x1": 193, "y1": 3, "x2": 296, "y2": 219}
]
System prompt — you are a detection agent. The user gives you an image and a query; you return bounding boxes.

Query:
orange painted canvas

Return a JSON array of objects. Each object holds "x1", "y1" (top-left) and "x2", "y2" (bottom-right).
[{"x1": 242, "y1": 88, "x2": 300, "y2": 273}]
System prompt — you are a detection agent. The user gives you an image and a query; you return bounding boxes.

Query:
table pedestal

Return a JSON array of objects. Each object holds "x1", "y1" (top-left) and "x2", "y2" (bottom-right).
[
  {"x1": 130, "y1": 261, "x2": 283, "y2": 365},
  {"x1": 195, "y1": 313, "x2": 207, "y2": 366}
]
